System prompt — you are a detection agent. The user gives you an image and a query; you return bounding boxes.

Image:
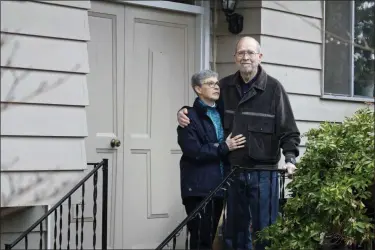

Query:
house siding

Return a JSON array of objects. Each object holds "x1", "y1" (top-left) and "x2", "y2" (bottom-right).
[
  {"x1": 1, "y1": 0, "x2": 90, "y2": 206},
  {"x1": 0, "y1": 206, "x2": 48, "y2": 250},
  {"x1": 212, "y1": 0, "x2": 367, "y2": 166},
  {"x1": 1, "y1": 0, "x2": 91, "y2": 247}
]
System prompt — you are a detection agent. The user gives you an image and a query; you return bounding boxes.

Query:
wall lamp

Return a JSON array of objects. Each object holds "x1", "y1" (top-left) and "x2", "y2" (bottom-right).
[{"x1": 221, "y1": 0, "x2": 243, "y2": 34}]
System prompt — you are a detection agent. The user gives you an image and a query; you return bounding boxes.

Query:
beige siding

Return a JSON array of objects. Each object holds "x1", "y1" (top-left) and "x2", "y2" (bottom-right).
[
  {"x1": 260, "y1": 36, "x2": 322, "y2": 69},
  {"x1": 1, "y1": 1, "x2": 90, "y2": 40},
  {"x1": 0, "y1": 1, "x2": 90, "y2": 247},
  {"x1": 1, "y1": 0, "x2": 90, "y2": 209},
  {"x1": 0, "y1": 207, "x2": 48, "y2": 249},
  {"x1": 289, "y1": 94, "x2": 365, "y2": 123},
  {"x1": 1, "y1": 137, "x2": 86, "y2": 171},
  {"x1": 1, "y1": 171, "x2": 83, "y2": 207},
  {"x1": 211, "y1": 0, "x2": 367, "y2": 164},
  {"x1": 1, "y1": 105, "x2": 87, "y2": 137},
  {"x1": 1, "y1": 69, "x2": 89, "y2": 105},
  {"x1": 262, "y1": 1, "x2": 323, "y2": 18},
  {"x1": 1, "y1": 35, "x2": 89, "y2": 72},
  {"x1": 260, "y1": 8, "x2": 322, "y2": 43},
  {"x1": 262, "y1": 63, "x2": 321, "y2": 96}
]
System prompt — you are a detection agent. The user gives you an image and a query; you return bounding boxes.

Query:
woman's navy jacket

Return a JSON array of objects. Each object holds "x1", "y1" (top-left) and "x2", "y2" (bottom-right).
[{"x1": 177, "y1": 98, "x2": 230, "y2": 198}]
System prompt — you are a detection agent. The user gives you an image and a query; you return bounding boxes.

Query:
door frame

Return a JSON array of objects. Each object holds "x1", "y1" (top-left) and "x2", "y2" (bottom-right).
[{"x1": 115, "y1": 0, "x2": 211, "y2": 71}]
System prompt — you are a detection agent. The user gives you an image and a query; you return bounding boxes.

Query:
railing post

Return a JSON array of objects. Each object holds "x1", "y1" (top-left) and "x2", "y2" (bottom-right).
[
  {"x1": 4, "y1": 244, "x2": 11, "y2": 250},
  {"x1": 102, "y1": 159, "x2": 109, "y2": 250}
]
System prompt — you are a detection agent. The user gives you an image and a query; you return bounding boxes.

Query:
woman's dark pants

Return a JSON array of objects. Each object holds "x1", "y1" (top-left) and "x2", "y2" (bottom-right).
[{"x1": 183, "y1": 196, "x2": 224, "y2": 250}]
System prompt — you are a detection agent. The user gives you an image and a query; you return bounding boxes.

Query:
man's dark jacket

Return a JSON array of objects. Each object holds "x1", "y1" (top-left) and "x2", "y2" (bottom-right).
[
  {"x1": 216, "y1": 65, "x2": 300, "y2": 168},
  {"x1": 177, "y1": 98, "x2": 230, "y2": 198}
]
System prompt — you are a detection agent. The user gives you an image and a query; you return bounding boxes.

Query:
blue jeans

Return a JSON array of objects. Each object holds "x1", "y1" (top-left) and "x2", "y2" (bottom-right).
[{"x1": 223, "y1": 171, "x2": 279, "y2": 250}]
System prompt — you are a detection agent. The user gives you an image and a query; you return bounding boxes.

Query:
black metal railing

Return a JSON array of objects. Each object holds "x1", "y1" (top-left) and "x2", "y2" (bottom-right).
[
  {"x1": 156, "y1": 166, "x2": 288, "y2": 250},
  {"x1": 4, "y1": 159, "x2": 109, "y2": 250},
  {"x1": 157, "y1": 166, "x2": 375, "y2": 250}
]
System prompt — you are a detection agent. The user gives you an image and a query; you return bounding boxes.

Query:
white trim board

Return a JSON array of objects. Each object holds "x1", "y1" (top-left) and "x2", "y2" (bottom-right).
[
  {"x1": 121, "y1": 1, "x2": 204, "y2": 14},
  {"x1": 200, "y1": 0, "x2": 211, "y2": 70}
]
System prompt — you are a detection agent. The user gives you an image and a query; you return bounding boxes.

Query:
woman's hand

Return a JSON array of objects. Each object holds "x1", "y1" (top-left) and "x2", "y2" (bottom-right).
[{"x1": 225, "y1": 133, "x2": 246, "y2": 151}]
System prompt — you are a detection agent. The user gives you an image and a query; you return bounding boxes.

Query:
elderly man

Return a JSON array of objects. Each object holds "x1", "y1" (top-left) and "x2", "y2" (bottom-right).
[
  {"x1": 177, "y1": 69, "x2": 246, "y2": 250},
  {"x1": 177, "y1": 37, "x2": 300, "y2": 249}
]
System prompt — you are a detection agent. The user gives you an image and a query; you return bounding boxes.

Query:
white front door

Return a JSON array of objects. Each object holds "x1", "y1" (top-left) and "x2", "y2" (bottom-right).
[{"x1": 86, "y1": 1, "x2": 197, "y2": 248}]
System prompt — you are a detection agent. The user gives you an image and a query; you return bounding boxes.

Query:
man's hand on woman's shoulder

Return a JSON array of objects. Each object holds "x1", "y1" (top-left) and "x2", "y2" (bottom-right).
[{"x1": 177, "y1": 107, "x2": 190, "y2": 127}]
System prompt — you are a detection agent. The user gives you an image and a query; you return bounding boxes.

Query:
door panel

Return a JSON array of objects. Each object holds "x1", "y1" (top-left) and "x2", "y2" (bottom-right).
[
  {"x1": 123, "y1": 5, "x2": 196, "y2": 249},
  {"x1": 84, "y1": 2, "x2": 125, "y2": 249}
]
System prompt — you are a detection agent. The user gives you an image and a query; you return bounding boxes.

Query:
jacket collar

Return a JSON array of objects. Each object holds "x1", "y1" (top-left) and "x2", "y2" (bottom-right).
[
  {"x1": 229, "y1": 65, "x2": 267, "y2": 91},
  {"x1": 193, "y1": 97, "x2": 217, "y2": 117}
]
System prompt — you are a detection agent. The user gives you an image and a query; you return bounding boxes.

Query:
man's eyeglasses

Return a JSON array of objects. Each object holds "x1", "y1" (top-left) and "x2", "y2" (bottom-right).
[
  {"x1": 235, "y1": 50, "x2": 259, "y2": 58},
  {"x1": 202, "y1": 81, "x2": 220, "y2": 88}
]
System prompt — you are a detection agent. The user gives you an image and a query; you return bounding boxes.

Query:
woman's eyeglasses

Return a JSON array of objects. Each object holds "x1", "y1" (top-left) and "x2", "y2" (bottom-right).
[{"x1": 203, "y1": 81, "x2": 220, "y2": 88}]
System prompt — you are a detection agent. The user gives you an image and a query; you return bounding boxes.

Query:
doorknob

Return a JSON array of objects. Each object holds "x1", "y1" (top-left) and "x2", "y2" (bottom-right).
[{"x1": 110, "y1": 138, "x2": 121, "y2": 148}]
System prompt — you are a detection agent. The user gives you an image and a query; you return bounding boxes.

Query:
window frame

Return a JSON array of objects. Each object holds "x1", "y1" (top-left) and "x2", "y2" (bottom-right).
[{"x1": 322, "y1": 1, "x2": 374, "y2": 102}]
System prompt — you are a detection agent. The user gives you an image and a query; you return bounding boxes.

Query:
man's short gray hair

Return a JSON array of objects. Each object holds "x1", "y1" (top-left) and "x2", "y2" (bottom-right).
[{"x1": 191, "y1": 69, "x2": 218, "y2": 90}]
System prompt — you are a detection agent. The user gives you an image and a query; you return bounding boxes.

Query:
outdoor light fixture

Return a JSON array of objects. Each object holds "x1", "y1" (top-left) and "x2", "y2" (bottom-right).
[{"x1": 221, "y1": 0, "x2": 243, "y2": 35}]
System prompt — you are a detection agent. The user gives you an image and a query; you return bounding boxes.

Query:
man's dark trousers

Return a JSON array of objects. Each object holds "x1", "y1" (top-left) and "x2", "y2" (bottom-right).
[
  {"x1": 183, "y1": 197, "x2": 224, "y2": 249},
  {"x1": 223, "y1": 170, "x2": 279, "y2": 250}
]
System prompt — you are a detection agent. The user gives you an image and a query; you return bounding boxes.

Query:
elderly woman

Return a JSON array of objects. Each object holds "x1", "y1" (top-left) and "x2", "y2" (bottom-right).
[{"x1": 177, "y1": 69, "x2": 246, "y2": 250}]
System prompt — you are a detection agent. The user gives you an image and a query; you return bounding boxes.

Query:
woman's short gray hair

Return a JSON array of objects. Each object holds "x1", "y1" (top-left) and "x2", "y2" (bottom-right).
[{"x1": 191, "y1": 69, "x2": 219, "y2": 90}]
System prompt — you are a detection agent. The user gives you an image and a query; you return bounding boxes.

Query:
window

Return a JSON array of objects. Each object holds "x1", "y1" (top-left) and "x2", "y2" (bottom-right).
[{"x1": 324, "y1": 1, "x2": 374, "y2": 98}]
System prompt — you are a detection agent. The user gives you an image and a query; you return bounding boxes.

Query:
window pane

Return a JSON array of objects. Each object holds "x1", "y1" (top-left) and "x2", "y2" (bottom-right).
[
  {"x1": 324, "y1": 1, "x2": 352, "y2": 96},
  {"x1": 354, "y1": 0, "x2": 375, "y2": 98}
]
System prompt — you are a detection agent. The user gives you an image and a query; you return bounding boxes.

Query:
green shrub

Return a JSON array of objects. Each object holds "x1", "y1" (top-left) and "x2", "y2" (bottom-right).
[{"x1": 258, "y1": 106, "x2": 375, "y2": 249}]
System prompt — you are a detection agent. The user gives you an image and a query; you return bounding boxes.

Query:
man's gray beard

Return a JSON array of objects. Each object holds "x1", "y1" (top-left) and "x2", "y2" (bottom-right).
[{"x1": 240, "y1": 69, "x2": 254, "y2": 75}]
